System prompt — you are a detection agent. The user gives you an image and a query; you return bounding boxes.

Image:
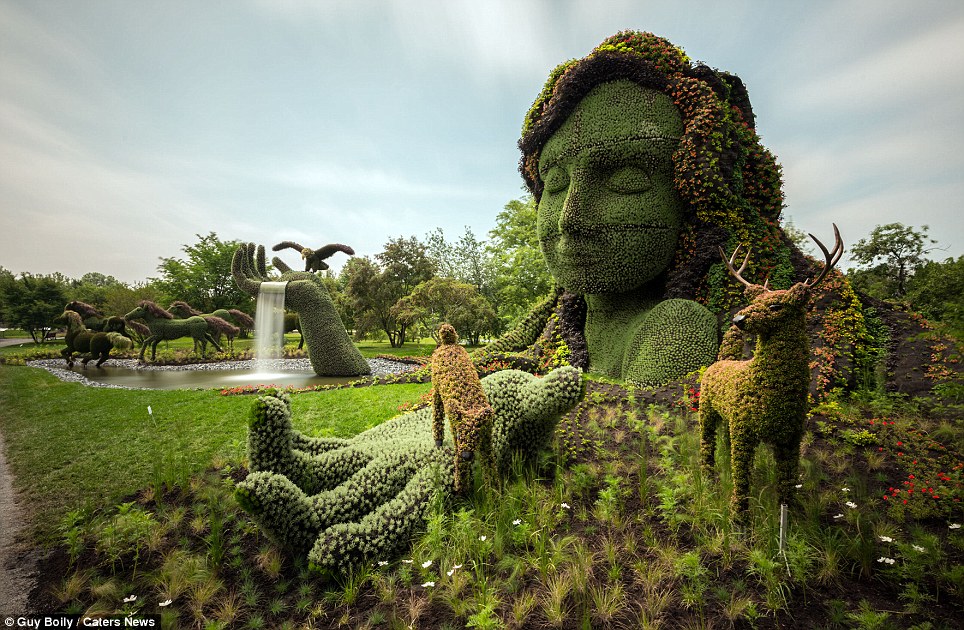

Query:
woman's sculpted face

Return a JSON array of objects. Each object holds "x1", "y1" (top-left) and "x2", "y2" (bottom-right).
[{"x1": 536, "y1": 80, "x2": 685, "y2": 295}]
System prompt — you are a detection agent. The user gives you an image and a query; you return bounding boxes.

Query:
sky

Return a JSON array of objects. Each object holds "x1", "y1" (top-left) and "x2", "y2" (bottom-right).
[{"x1": 1, "y1": 0, "x2": 962, "y2": 284}]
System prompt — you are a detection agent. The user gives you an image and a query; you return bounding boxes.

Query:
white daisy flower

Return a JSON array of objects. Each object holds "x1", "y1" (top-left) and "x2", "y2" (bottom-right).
[
  {"x1": 845, "y1": 501, "x2": 857, "y2": 509},
  {"x1": 158, "y1": 599, "x2": 172, "y2": 607},
  {"x1": 842, "y1": 487, "x2": 850, "y2": 493},
  {"x1": 402, "y1": 559, "x2": 414, "y2": 564},
  {"x1": 950, "y1": 523, "x2": 962, "y2": 530},
  {"x1": 876, "y1": 557, "x2": 895, "y2": 565},
  {"x1": 833, "y1": 513, "x2": 844, "y2": 519},
  {"x1": 512, "y1": 519, "x2": 522, "y2": 525},
  {"x1": 912, "y1": 545, "x2": 926, "y2": 553},
  {"x1": 377, "y1": 560, "x2": 389, "y2": 566},
  {"x1": 479, "y1": 535, "x2": 487, "y2": 541},
  {"x1": 879, "y1": 536, "x2": 893, "y2": 543},
  {"x1": 123, "y1": 595, "x2": 137, "y2": 603},
  {"x1": 561, "y1": 502, "x2": 571, "y2": 509},
  {"x1": 421, "y1": 560, "x2": 433, "y2": 569},
  {"x1": 421, "y1": 581, "x2": 435, "y2": 588}
]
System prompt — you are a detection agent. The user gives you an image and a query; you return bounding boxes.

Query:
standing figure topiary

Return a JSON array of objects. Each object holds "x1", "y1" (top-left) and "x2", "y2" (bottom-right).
[
  {"x1": 431, "y1": 323, "x2": 495, "y2": 493},
  {"x1": 700, "y1": 225, "x2": 843, "y2": 520}
]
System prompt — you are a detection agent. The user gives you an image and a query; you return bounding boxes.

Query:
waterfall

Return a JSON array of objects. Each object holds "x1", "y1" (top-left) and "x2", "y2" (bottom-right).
[{"x1": 253, "y1": 281, "x2": 288, "y2": 370}]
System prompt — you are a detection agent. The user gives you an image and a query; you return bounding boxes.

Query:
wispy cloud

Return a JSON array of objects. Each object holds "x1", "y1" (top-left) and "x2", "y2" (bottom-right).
[{"x1": 268, "y1": 162, "x2": 492, "y2": 199}]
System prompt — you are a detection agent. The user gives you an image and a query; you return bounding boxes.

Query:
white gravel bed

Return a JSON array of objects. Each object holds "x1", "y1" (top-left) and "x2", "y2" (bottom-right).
[{"x1": 27, "y1": 357, "x2": 419, "y2": 390}]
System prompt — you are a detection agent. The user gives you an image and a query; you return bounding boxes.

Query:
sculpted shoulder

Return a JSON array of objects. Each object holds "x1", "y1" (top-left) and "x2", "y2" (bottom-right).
[{"x1": 623, "y1": 298, "x2": 718, "y2": 386}]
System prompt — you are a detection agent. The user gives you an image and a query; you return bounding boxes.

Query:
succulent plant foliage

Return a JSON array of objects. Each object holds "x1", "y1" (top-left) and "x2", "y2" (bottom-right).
[{"x1": 236, "y1": 366, "x2": 584, "y2": 575}]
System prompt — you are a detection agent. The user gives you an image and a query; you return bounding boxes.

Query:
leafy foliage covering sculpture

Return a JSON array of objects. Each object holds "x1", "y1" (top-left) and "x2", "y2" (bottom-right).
[
  {"x1": 700, "y1": 226, "x2": 843, "y2": 518},
  {"x1": 167, "y1": 300, "x2": 252, "y2": 350},
  {"x1": 123, "y1": 300, "x2": 222, "y2": 361},
  {"x1": 55, "y1": 310, "x2": 132, "y2": 368},
  {"x1": 235, "y1": 366, "x2": 583, "y2": 575},
  {"x1": 431, "y1": 323, "x2": 495, "y2": 493},
  {"x1": 233, "y1": 243, "x2": 370, "y2": 377},
  {"x1": 65, "y1": 300, "x2": 126, "y2": 336},
  {"x1": 272, "y1": 241, "x2": 355, "y2": 273},
  {"x1": 482, "y1": 30, "x2": 798, "y2": 386}
]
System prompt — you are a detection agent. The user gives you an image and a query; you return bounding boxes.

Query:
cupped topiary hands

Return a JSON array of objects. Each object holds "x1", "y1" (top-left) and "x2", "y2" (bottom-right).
[
  {"x1": 232, "y1": 243, "x2": 370, "y2": 376},
  {"x1": 235, "y1": 366, "x2": 584, "y2": 575}
]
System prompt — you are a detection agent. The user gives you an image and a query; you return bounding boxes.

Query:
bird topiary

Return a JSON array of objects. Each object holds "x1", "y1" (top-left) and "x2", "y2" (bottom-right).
[{"x1": 272, "y1": 241, "x2": 355, "y2": 273}]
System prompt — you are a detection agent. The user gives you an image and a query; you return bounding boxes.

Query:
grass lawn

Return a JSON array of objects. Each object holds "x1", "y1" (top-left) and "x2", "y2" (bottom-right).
[
  {"x1": 2, "y1": 347, "x2": 962, "y2": 627},
  {"x1": 0, "y1": 365, "x2": 430, "y2": 538}
]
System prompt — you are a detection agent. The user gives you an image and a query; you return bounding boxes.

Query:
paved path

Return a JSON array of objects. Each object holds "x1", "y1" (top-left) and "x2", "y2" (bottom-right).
[
  {"x1": 0, "y1": 426, "x2": 35, "y2": 616},
  {"x1": 0, "y1": 337, "x2": 37, "y2": 349},
  {"x1": 0, "y1": 343, "x2": 41, "y2": 614}
]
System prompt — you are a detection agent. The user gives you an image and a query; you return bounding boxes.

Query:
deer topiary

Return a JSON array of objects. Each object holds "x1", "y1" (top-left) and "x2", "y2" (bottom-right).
[
  {"x1": 699, "y1": 225, "x2": 843, "y2": 520},
  {"x1": 430, "y1": 323, "x2": 495, "y2": 493}
]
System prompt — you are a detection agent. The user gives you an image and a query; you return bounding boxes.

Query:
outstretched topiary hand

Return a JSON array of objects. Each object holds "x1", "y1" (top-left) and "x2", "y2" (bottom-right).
[
  {"x1": 235, "y1": 366, "x2": 584, "y2": 576},
  {"x1": 232, "y1": 243, "x2": 370, "y2": 376},
  {"x1": 271, "y1": 241, "x2": 355, "y2": 273}
]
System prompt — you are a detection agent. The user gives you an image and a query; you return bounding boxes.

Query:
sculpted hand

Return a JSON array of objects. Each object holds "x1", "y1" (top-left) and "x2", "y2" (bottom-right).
[{"x1": 232, "y1": 243, "x2": 370, "y2": 376}]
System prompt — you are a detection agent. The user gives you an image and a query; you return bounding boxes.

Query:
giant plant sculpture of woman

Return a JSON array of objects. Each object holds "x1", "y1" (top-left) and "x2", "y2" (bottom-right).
[
  {"x1": 485, "y1": 31, "x2": 790, "y2": 386},
  {"x1": 232, "y1": 242, "x2": 371, "y2": 377}
]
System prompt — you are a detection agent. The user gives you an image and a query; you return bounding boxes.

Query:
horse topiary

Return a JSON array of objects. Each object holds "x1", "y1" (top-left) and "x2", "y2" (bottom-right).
[
  {"x1": 65, "y1": 301, "x2": 131, "y2": 339},
  {"x1": 123, "y1": 300, "x2": 223, "y2": 361},
  {"x1": 54, "y1": 310, "x2": 132, "y2": 368},
  {"x1": 167, "y1": 301, "x2": 252, "y2": 350}
]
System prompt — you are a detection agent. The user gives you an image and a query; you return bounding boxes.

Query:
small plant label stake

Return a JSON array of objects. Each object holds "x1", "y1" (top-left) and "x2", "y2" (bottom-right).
[{"x1": 778, "y1": 503, "x2": 791, "y2": 576}]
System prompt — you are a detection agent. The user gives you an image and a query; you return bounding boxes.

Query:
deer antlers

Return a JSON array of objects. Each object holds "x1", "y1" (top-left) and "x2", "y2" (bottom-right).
[
  {"x1": 720, "y1": 223, "x2": 844, "y2": 291},
  {"x1": 803, "y1": 223, "x2": 844, "y2": 288}
]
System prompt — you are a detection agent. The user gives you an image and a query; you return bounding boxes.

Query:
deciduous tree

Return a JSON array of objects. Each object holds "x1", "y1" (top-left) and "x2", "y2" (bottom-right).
[
  {"x1": 486, "y1": 197, "x2": 553, "y2": 328},
  {"x1": 849, "y1": 223, "x2": 937, "y2": 298},
  {"x1": 0, "y1": 273, "x2": 68, "y2": 342},
  {"x1": 153, "y1": 232, "x2": 253, "y2": 313}
]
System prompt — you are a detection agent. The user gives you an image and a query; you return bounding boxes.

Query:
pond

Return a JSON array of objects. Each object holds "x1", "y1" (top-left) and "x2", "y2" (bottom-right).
[{"x1": 28, "y1": 358, "x2": 418, "y2": 390}]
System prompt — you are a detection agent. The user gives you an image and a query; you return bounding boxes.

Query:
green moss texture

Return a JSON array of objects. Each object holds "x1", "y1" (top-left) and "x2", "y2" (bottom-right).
[{"x1": 236, "y1": 366, "x2": 583, "y2": 575}]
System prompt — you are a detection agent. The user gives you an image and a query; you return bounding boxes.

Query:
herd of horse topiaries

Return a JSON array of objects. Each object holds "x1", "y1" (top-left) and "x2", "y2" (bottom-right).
[{"x1": 39, "y1": 31, "x2": 958, "y2": 577}]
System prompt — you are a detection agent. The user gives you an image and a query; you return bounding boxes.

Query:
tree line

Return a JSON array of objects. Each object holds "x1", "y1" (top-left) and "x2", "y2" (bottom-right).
[
  {"x1": 0, "y1": 198, "x2": 553, "y2": 346},
  {"x1": 1, "y1": 207, "x2": 959, "y2": 345}
]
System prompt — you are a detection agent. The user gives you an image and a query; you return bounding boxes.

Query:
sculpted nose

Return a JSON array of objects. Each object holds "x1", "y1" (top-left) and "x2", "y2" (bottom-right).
[{"x1": 559, "y1": 171, "x2": 591, "y2": 236}]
